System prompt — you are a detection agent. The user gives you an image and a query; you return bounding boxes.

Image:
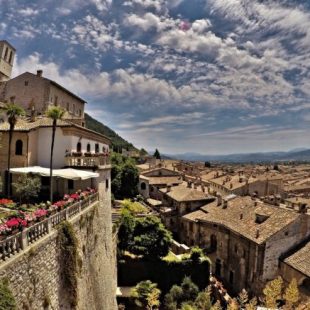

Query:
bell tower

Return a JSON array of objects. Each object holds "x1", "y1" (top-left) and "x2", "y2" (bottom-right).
[{"x1": 0, "y1": 40, "x2": 16, "y2": 82}]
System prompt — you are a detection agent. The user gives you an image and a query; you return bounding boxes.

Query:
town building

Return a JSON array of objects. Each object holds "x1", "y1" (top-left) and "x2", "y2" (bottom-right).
[
  {"x1": 0, "y1": 70, "x2": 85, "y2": 125},
  {"x1": 0, "y1": 40, "x2": 15, "y2": 82},
  {"x1": 159, "y1": 184, "x2": 215, "y2": 237},
  {"x1": 0, "y1": 40, "x2": 111, "y2": 200},
  {"x1": 139, "y1": 167, "x2": 183, "y2": 200},
  {"x1": 180, "y1": 195, "x2": 310, "y2": 298}
]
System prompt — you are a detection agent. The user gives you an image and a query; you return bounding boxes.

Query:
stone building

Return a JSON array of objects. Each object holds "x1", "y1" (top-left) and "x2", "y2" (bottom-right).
[
  {"x1": 139, "y1": 167, "x2": 183, "y2": 200},
  {"x1": 181, "y1": 196, "x2": 310, "y2": 297},
  {"x1": 208, "y1": 174, "x2": 283, "y2": 197},
  {"x1": 280, "y1": 241, "x2": 310, "y2": 299},
  {"x1": 0, "y1": 115, "x2": 111, "y2": 198},
  {"x1": 0, "y1": 40, "x2": 15, "y2": 82},
  {"x1": 0, "y1": 70, "x2": 86, "y2": 125},
  {"x1": 159, "y1": 184, "x2": 215, "y2": 237}
]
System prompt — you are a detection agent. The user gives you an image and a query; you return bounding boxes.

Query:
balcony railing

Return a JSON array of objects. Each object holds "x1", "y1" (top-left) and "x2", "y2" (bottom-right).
[
  {"x1": 65, "y1": 155, "x2": 110, "y2": 168},
  {"x1": 0, "y1": 192, "x2": 99, "y2": 262}
]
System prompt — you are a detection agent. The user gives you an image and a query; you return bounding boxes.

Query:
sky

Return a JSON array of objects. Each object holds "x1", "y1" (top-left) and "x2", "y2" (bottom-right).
[{"x1": 1, "y1": 0, "x2": 310, "y2": 155}]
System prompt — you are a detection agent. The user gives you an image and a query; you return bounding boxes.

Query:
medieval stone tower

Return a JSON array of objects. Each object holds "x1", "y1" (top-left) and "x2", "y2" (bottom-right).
[{"x1": 0, "y1": 40, "x2": 15, "y2": 81}]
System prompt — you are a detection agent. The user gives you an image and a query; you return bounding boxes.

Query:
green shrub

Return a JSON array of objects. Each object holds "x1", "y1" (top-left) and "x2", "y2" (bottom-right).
[
  {"x1": 0, "y1": 278, "x2": 16, "y2": 310},
  {"x1": 58, "y1": 221, "x2": 78, "y2": 308}
]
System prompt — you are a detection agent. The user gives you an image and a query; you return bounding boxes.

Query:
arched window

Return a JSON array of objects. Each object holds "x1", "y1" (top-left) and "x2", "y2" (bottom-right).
[
  {"x1": 77, "y1": 142, "x2": 82, "y2": 152},
  {"x1": 87, "y1": 143, "x2": 91, "y2": 152},
  {"x1": 4, "y1": 47, "x2": 8, "y2": 60},
  {"x1": 102, "y1": 146, "x2": 106, "y2": 153},
  {"x1": 95, "y1": 143, "x2": 99, "y2": 153},
  {"x1": 210, "y1": 234, "x2": 217, "y2": 251},
  {"x1": 15, "y1": 140, "x2": 23, "y2": 155},
  {"x1": 141, "y1": 182, "x2": 146, "y2": 190}
]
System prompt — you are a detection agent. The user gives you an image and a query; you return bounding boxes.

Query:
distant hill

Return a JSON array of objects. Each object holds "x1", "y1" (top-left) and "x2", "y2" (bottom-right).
[
  {"x1": 84, "y1": 113, "x2": 136, "y2": 151},
  {"x1": 166, "y1": 148, "x2": 310, "y2": 163}
]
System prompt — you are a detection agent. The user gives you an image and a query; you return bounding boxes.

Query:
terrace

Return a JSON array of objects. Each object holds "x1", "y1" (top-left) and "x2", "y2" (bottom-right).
[
  {"x1": 65, "y1": 152, "x2": 111, "y2": 169},
  {"x1": 0, "y1": 190, "x2": 99, "y2": 262}
]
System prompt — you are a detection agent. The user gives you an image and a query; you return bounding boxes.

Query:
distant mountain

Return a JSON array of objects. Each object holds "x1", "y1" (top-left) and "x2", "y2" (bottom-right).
[
  {"x1": 166, "y1": 148, "x2": 310, "y2": 163},
  {"x1": 84, "y1": 113, "x2": 136, "y2": 151}
]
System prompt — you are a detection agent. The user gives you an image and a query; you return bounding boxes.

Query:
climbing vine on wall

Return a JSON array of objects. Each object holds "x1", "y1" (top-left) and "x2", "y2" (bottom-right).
[
  {"x1": 58, "y1": 221, "x2": 79, "y2": 309},
  {"x1": 0, "y1": 278, "x2": 16, "y2": 310}
]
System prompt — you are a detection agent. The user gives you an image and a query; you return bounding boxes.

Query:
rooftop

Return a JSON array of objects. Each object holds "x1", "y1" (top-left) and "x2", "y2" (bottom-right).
[
  {"x1": 160, "y1": 185, "x2": 213, "y2": 202},
  {"x1": 0, "y1": 116, "x2": 111, "y2": 143},
  {"x1": 283, "y1": 241, "x2": 310, "y2": 277},
  {"x1": 183, "y1": 196, "x2": 301, "y2": 244}
]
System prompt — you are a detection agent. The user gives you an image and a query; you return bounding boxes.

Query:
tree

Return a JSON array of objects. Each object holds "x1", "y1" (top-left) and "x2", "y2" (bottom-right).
[
  {"x1": 140, "y1": 148, "x2": 148, "y2": 156},
  {"x1": 194, "y1": 290, "x2": 212, "y2": 310},
  {"x1": 131, "y1": 216, "x2": 172, "y2": 259},
  {"x1": 204, "y1": 161, "x2": 211, "y2": 168},
  {"x1": 119, "y1": 161, "x2": 139, "y2": 198},
  {"x1": 12, "y1": 174, "x2": 41, "y2": 203},
  {"x1": 263, "y1": 276, "x2": 283, "y2": 309},
  {"x1": 283, "y1": 278, "x2": 299, "y2": 308},
  {"x1": 164, "y1": 277, "x2": 199, "y2": 310},
  {"x1": 131, "y1": 280, "x2": 161, "y2": 310},
  {"x1": 111, "y1": 153, "x2": 139, "y2": 199},
  {"x1": 1, "y1": 103, "x2": 25, "y2": 197},
  {"x1": 117, "y1": 210, "x2": 135, "y2": 254},
  {"x1": 210, "y1": 301, "x2": 222, "y2": 310},
  {"x1": 153, "y1": 149, "x2": 161, "y2": 159},
  {"x1": 190, "y1": 247, "x2": 203, "y2": 264},
  {"x1": 46, "y1": 106, "x2": 65, "y2": 203},
  {"x1": 121, "y1": 199, "x2": 148, "y2": 214}
]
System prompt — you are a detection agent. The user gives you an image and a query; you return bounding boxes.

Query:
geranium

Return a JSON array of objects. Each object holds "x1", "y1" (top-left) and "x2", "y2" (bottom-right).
[
  {"x1": 24, "y1": 213, "x2": 36, "y2": 222},
  {"x1": 54, "y1": 200, "x2": 66, "y2": 208},
  {"x1": 70, "y1": 193, "x2": 80, "y2": 201},
  {"x1": 34, "y1": 209, "x2": 48, "y2": 218},
  {"x1": 63, "y1": 194, "x2": 70, "y2": 201},
  {"x1": 0, "y1": 199, "x2": 13, "y2": 205},
  {"x1": 6, "y1": 217, "x2": 27, "y2": 229},
  {"x1": 0, "y1": 224, "x2": 10, "y2": 235}
]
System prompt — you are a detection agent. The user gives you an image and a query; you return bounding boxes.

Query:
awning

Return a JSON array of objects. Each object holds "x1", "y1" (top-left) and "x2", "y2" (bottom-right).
[
  {"x1": 54, "y1": 168, "x2": 99, "y2": 180},
  {"x1": 10, "y1": 166, "x2": 99, "y2": 180}
]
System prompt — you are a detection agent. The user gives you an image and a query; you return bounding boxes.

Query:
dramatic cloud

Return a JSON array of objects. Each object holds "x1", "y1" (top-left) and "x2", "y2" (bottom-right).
[{"x1": 2, "y1": 0, "x2": 310, "y2": 153}]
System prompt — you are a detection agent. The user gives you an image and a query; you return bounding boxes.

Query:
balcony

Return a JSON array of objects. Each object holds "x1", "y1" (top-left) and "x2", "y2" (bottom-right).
[{"x1": 65, "y1": 153, "x2": 111, "y2": 169}]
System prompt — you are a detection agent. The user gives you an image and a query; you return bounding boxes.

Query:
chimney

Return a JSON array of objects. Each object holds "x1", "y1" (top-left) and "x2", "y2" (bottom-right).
[
  {"x1": 187, "y1": 181, "x2": 192, "y2": 188},
  {"x1": 223, "y1": 200, "x2": 228, "y2": 209},
  {"x1": 240, "y1": 213, "x2": 243, "y2": 220},
  {"x1": 256, "y1": 229, "x2": 260, "y2": 239},
  {"x1": 30, "y1": 105, "x2": 36, "y2": 122},
  {"x1": 298, "y1": 203, "x2": 307, "y2": 214},
  {"x1": 167, "y1": 185, "x2": 171, "y2": 193},
  {"x1": 37, "y1": 70, "x2": 43, "y2": 77},
  {"x1": 217, "y1": 195, "x2": 222, "y2": 206}
]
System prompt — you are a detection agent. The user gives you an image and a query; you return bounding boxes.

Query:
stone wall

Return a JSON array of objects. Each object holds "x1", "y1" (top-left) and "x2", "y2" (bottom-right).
[{"x1": 0, "y1": 184, "x2": 117, "y2": 310}]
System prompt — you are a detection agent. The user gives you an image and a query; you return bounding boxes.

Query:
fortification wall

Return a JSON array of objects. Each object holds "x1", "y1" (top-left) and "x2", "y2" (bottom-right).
[{"x1": 0, "y1": 183, "x2": 117, "y2": 310}]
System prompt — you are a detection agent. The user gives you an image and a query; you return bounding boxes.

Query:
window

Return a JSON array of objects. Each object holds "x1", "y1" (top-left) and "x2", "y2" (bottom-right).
[
  {"x1": 215, "y1": 259, "x2": 221, "y2": 277},
  {"x1": 24, "y1": 81, "x2": 29, "y2": 86},
  {"x1": 9, "y1": 51, "x2": 13, "y2": 64},
  {"x1": 76, "y1": 142, "x2": 82, "y2": 152},
  {"x1": 229, "y1": 271, "x2": 234, "y2": 285},
  {"x1": 210, "y1": 234, "x2": 217, "y2": 251},
  {"x1": 234, "y1": 244, "x2": 238, "y2": 254},
  {"x1": 68, "y1": 179, "x2": 74, "y2": 190},
  {"x1": 79, "y1": 109, "x2": 82, "y2": 117},
  {"x1": 4, "y1": 47, "x2": 8, "y2": 60},
  {"x1": 141, "y1": 182, "x2": 146, "y2": 190},
  {"x1": 54, "y1": 96, "x2": 58, "y2": 106},
  {"x1": 10, "y1": 96, "x2": 15, "y2": 103},
  {"x1": 106, "y1": 179, "x2": 109, "y2": 190},
  {"x1": 95, "y1": 143, "x2": 99, "y2": 153},
  {"x1": 102, "y1": 146, "x2": 106, "y2": 153},
  {"x1": 66, "y1": 102, "x2": 70, "y2": 111},
  {"x1": 87, "y1": 143, "x2": 91, "y2": 152},
  {"x1": 15, "y1": 140, "x2": 23, "y2": 155}
]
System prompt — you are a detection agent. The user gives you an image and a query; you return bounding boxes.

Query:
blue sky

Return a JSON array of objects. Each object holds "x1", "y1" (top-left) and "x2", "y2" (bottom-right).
[{"x1": 1, "y1": 0, "x2": 310, "y2": 154}]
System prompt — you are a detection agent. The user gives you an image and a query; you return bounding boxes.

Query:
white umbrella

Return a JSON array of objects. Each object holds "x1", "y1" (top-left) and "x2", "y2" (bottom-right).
[
  {"x1": 10, "y1": 166, "x2": 51, "y2": 176},
  {"x1": 10, "y1": 167, "x2": 99, "y2": 180},
  {"x1": 54, "y1": 168, "x2": 99, "y2": 180}
]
